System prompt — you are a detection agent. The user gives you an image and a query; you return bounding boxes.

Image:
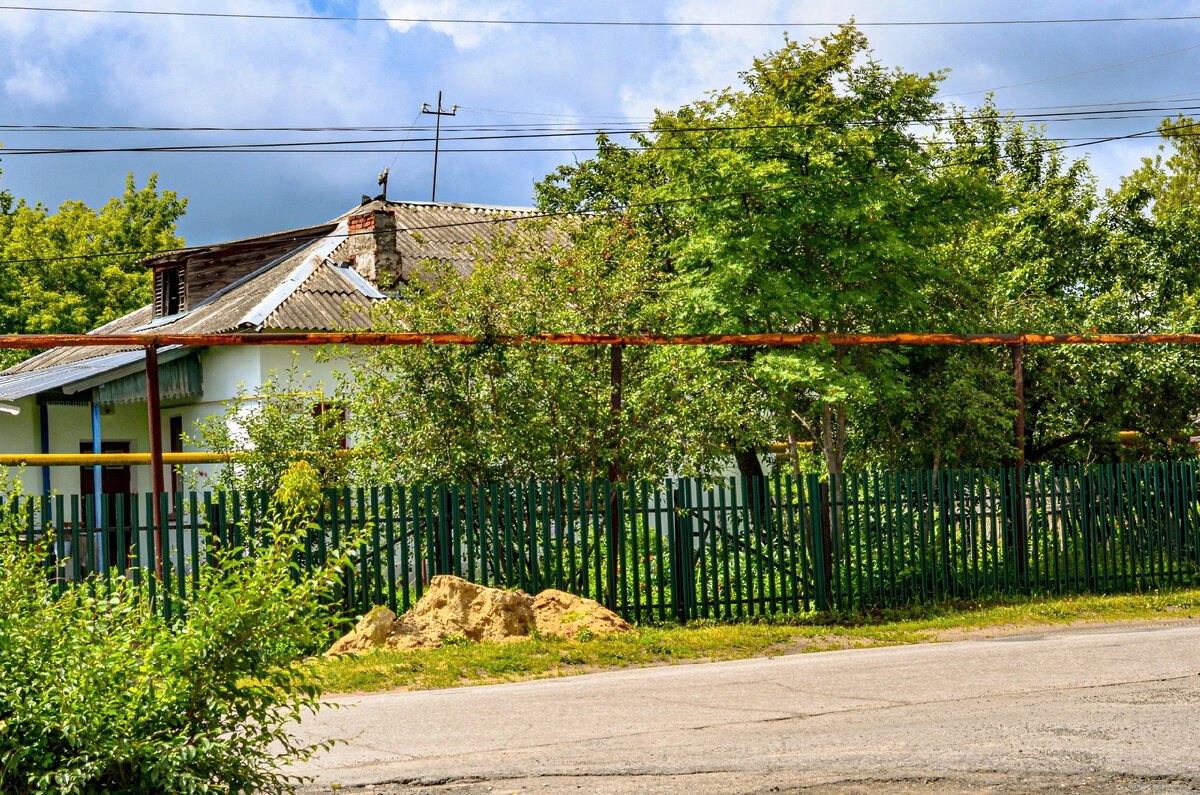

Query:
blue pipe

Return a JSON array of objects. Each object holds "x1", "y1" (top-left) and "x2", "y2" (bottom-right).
[
  {"x1": 92, "y1": 400, "x2": 102, "y2": 527},
  {"x1": 39, "y1": 402, "x2": 50, "y2": 495}
]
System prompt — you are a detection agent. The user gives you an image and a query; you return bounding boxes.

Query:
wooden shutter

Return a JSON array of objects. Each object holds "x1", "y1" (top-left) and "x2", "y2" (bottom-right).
[{"x1": 153, "y1": 269, "x2": 165, "y2": 317}]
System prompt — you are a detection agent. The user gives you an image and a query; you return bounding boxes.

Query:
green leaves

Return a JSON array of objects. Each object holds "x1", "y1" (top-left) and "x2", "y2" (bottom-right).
[
  {"x1": 187, "y1": 359, "x2": 350, "y2": 493},
  {"x1": 0, "y1": 171, "x2": 185, "y2": 368},
  {"x1": 0, "y1": 480, "x2": 349, "y2": 794},
  {"x1": 340, "y1": 217, "x2": 762, "y2": 484}
]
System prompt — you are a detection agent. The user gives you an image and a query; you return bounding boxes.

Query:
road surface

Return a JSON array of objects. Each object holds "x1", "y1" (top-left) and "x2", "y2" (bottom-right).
[{"x1": 291, "y1": 622, "x2": 1200, "y2": 793}]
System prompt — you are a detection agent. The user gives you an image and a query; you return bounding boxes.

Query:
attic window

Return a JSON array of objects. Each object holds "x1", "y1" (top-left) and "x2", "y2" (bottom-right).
[{"x1": 154, "y1": 265, "x2": 184, "y2": 318}]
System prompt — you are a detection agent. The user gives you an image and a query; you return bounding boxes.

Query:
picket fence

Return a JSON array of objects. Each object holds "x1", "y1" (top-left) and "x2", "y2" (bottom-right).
[{"x1": 8, "y1": 461, "x2": 1200, "y2": 622}]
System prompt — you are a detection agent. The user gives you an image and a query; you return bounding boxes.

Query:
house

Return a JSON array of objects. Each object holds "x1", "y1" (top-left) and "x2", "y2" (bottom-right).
[{"x1": 0, "y1": 198, "x2": 535, "y2": 502}]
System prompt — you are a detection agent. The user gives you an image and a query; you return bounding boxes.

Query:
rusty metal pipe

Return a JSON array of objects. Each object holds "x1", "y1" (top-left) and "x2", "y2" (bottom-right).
[
  {"x1": 0, "y1": 452, "x2": 238, "y2": 466},
  {"x1": 5, "y1": 331, "x2": 1200, "y2": 349}
]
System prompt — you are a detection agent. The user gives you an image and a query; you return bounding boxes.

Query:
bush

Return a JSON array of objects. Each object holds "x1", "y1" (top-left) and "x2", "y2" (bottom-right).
[{"x1": 0, "y1": 486, "x2": 349, "y2": 794}]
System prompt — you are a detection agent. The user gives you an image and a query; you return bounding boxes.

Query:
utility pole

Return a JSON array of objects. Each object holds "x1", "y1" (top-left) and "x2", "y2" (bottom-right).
[{"x1": 421, "y1": 91, "x2": 456, "y2": 202}]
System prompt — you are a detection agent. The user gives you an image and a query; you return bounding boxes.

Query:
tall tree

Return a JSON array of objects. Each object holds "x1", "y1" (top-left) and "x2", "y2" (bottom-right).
[
  {"x1": 859, "y1": 110, "x2": 1200, "y2": 467},
  {"x1": 0, "y1": 171, "x2": 186, "y2": 366},
  {"x1": 542, "y1": 27, "x2": 979, "y2": 477}
]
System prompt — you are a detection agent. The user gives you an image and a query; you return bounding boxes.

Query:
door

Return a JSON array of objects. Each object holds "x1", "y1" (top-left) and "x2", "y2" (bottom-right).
[{"x1": 79, "y1": 441, "x2": 133, "y2": 568}]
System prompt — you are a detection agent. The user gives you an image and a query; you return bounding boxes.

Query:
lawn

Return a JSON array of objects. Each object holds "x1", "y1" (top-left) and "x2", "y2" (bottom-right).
[{"x1": 304, "y1": 587, "x2": 1200, "y2": 694}]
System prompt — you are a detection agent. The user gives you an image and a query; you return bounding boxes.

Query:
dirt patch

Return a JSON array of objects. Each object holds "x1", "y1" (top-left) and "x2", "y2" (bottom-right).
[
  {"x1": 327, "y1": 605, "x2": 398, "y2": 655},
  {"x1": 326, "y1": 575, "x2": 631, "y2": 655},
  {"x1": 765, "y1": 633, "x2": 894, "y2": 656}
]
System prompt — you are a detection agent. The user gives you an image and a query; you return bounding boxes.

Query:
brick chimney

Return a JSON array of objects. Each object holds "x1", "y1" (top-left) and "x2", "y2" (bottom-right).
[{"x1": 344, "y1": 207, "x2": 398, "y2": 285}]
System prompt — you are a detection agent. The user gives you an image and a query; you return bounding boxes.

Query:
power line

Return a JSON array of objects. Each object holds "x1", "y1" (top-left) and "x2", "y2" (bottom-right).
[
  {"x1": 0, "y1": 106, "x2": 1196, "y2": 156},
  {"x1": 3, "y1": 98, "x2": 1200, "y2": 142},
  {"x1": 2, "y1": 103, "x2": 1199, "y2": 135},
  {"x1": 2, "y1": 5, "x2": 1200, "y2": 27},
  {"x1": 941, "y1": 41, "x2": 1200, "y2": 97},
  {"x1": 0, "y1": 123, "x2": 1169, "y2": 268}
]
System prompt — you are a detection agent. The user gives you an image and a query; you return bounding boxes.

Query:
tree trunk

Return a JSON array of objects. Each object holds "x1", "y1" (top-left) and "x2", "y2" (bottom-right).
[
  {"x1": 787, "y1": 431, "x2": 803, "y2": 480},
  {"x1": 733, "y1": 447, "x2": 764, "y2": 480}
]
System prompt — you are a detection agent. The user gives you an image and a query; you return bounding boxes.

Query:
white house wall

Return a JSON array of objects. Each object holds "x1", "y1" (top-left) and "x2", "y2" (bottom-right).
[
  {"x1": 2, "y1": 344, "x2": 357, "y2": 498},
  {"x1": 257, "y1": 345, "x2": 343, "y2": 394},
  {"x1": 177, "y1": 345, "x2": 348, "y2": 489},
  {"x1": 0, "y1": 395, "x2": 41, "y2": 493}
]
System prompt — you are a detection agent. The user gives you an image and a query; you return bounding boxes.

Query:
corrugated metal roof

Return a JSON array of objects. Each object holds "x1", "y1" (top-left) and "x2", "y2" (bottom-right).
[
  {"x1": 0, "y1": 348, "x2": 184, "y2": 401},
  {"x1": 265, "y1": 264, "x2": 375, "y2": 330},
  {"x1": 0, "y1": 199, "x2": 538, "y2": 390},
  {"x1": 2, "y1": 307, "x2": 154, "y2": 375},
  {"x1": 384, "y1": 201, "x2": 540, "y2": 282}
]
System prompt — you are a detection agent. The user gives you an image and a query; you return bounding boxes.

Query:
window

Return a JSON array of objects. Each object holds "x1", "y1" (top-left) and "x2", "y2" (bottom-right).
[{"x1": 155, "y1": 265, "x2": 184, "y2": 317}]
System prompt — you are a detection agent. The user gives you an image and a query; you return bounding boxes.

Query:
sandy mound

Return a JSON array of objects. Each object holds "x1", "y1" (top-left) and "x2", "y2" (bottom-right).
[
  {"x1": 327, "y1": 606, "x2": 397, "y2": 655},
  {"x1": 531, "y1": 589, "x2": 631, "y2": 638},
  {"x1": 388, "y1": 574, "x2": 536, "y2": 650},
  {"x1": 326, "y1": 575, "x2": 631, "y2": 655}
]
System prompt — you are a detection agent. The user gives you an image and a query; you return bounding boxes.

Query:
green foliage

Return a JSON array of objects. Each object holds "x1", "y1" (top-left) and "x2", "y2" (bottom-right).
[
  {"x1": 272, "y1": 460, "x2": 326, "y2": 529},
  {"x1": 187, "y1": 358, "x2": 350, "y2": 492},
  {"x1": 539, "y1": 27, "x2": 982, "y2": 476},
  {"x1": 532, "y1": 32, "x2": 1200, "y2": 471},
  {"x1": 344, "y1": 218, "x2": 764, "y2": 484},
  {"x1": 0, "y1": 171, "x2": 186, "y2": 368},
  {"x1": 0, "y1": 479, "x2": 349, "y2": 794}
]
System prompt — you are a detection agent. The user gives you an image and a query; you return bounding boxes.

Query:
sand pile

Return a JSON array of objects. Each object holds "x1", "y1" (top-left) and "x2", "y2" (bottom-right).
[
  {"x1": 326, "y1": 574, "x2": 631, "y2": 655},
  {"x1": 531, "y1": 588, "x2": 632, "y2": 639}
]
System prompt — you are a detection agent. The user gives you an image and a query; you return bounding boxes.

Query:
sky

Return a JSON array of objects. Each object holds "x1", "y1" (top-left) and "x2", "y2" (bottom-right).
[{"x1": 2, "y1": 0, "x2": 1200, "y2": 245}]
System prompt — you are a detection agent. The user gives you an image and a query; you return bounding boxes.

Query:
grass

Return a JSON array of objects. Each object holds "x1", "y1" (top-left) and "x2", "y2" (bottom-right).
[{"x1": 303, "y1": 587, "x2": 1200, "y2": 695}]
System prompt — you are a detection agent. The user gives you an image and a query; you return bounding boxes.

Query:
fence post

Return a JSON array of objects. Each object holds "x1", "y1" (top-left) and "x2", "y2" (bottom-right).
[
  {"x1": 669, "y1": 479, "x2": 691, "y2": 623},
  {"x1": 1080, "y1": 468, "x2": 1096, "y2": 590},
  {"x1": 816, "y1": 478, "x2": 834, "y2": 611}
]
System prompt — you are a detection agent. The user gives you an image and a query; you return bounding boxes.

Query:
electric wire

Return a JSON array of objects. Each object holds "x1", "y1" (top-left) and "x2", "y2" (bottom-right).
[
  {"x1": 3, "y1": 5, "x2": 1200, "y2": 27},
  {"x1": 1, "y1": 104, "x2": 1199, "y2": 156},
  {"x1": 0, "y1": 122, "x2": 1174, "y2": 267},
  {"x1": 940, "y1": 41, "x2": 1200, "y2": 97},
  {"x1": 6, "y1": 99, "x2": 1200, "y2": 136}
]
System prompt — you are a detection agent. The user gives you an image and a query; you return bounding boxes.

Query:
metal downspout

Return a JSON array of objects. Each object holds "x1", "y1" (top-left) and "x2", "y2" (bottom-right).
[
  {"x1": 39, "y1": 401, "x2": 50, "y2": 495},
  {"x1": 92, "y1": 396, "x2": 102, "y2": 527}
]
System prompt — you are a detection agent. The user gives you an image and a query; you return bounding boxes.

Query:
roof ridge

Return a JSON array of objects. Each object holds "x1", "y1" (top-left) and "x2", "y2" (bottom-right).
[{"x1": 138, "y1": 221, "x2": 338, "y2": 264}]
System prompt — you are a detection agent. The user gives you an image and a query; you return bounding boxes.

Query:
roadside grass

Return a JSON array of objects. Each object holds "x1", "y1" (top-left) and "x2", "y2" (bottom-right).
[{"x1": 305, "y1": 587, "x2": 1200, "y2": 694}]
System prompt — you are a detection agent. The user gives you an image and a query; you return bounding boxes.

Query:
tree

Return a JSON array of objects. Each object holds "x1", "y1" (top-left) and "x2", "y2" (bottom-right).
[
  {"x1": 342, "y1": 217, "x2": 763, "y2": 485},
  {"x1": 859, "y1": 109, "x2": 1200, "y2": 467},
  {"x1": 187, "y1": 359, "x2": 351, "y2": 493},
  {"x1": 541, "y1": 27, "x2": 980, "y2": 478},
  {"x1": 0, "y1": 171, "x2": 186, "y2": 367}
]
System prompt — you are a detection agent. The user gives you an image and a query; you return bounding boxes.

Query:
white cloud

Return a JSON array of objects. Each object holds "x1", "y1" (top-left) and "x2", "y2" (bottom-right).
[
  {"x1": 1, "y1": 0, "x2": 1198, "y2": 239},
  {"x1": 4, "y1": 64, "x2": 68, "y2": 106},
  {"x1": 620, "y1": 0, "x2": 790, "y2": 120},
  {"x1": 376, "y1": 0, "x2": 518, "y2": 49},
  {"x1": 0, "y1": 0, "x2": 394, "y2": 125}
]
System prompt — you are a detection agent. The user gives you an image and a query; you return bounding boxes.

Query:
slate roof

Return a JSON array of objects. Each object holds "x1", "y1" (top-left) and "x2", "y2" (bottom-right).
[
  {"x1": 376, "y1": 200, "x2": 538, "y2": 281},
  {"x1": 0, "y1": 199, "x2": 537, "y2": 385}
]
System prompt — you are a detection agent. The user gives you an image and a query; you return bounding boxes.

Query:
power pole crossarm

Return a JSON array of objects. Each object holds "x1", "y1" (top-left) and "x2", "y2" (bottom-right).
[{"x1": 421, "y1": 90, "x2": 457, "y2": 202}]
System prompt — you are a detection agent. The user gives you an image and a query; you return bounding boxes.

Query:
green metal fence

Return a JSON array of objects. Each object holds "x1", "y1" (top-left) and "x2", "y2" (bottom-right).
[{"x1": 8, "y1": 461, "x2": 1200, "y2": 622}]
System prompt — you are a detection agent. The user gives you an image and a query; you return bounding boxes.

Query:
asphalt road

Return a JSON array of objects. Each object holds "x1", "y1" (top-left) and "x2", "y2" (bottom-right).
[{"x1": 291, "y1": 623, "x2": 1200, "y2": 794}]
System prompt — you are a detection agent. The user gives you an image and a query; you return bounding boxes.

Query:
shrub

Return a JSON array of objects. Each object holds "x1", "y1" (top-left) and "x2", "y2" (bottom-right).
[{"x1": 0, "y1": 484, "x2": 349, "y2": 794}]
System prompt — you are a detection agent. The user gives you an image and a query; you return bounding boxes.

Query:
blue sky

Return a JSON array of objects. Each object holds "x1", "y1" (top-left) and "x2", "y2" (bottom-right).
[{"x1": 1, "y1": 0, "x2": 1199, "y2": 244}]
